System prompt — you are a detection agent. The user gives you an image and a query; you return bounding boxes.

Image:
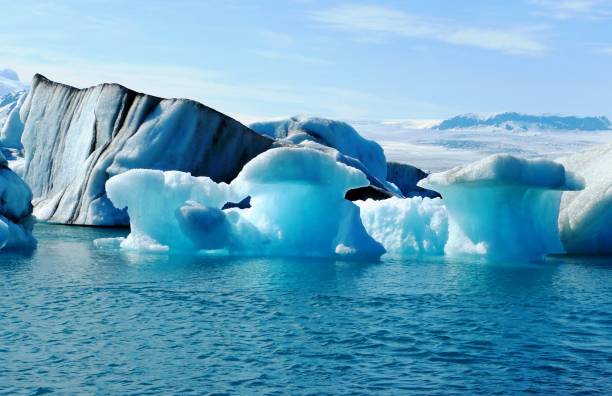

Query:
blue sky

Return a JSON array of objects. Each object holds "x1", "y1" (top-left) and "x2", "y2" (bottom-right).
[{"x1": 1, "y1": 0, "x2": 611, "y2": 121}]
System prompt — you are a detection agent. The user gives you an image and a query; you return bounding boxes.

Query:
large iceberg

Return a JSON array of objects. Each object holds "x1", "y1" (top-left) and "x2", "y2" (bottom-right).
[
  {"x1": 0, "y1": 150, "x2": 35, "y2": 250},
  {"x1": 98, "y1": 143, "x2": 612, "y2": 260},
  {"x1": 420, "y1": 154, "x2": 582, "y2": 258},
  {"x1": 557, "y1": 144, "x2": 612, "y2": 254},
  {"x1": 10, "y1": 76, "x2": 428, "y2": 227},
  {"x1": 17, "y1": 74, "x2": 275, "y2": 226},
  {"x1": 102, "y1": 147, "x2": 385, "y2": 259}
]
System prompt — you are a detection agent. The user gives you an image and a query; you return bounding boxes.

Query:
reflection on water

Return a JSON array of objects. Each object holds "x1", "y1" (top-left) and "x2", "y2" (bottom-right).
[{"x1": 0, "y1": 223, "x2": 611, "y2": 395}]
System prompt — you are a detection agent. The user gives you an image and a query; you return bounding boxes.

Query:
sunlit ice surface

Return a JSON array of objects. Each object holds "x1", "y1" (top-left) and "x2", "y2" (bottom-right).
[{"x1": 1, "y1": 223, "x2": 611, "y2": 395}]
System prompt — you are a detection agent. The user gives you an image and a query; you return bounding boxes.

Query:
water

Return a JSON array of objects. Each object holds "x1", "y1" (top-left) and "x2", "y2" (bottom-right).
[{"x1": 1, "y1": 224, "x2": 611, "y2": 395}]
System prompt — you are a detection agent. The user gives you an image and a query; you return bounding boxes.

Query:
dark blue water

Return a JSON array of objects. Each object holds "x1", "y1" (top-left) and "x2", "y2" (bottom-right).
[{"x1": 1, "y1": 224, "x2": 611, "y2": 395}]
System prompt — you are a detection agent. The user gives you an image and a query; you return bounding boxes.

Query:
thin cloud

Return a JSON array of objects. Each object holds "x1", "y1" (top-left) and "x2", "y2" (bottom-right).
[
  {"x1": 251, "y1": 50, "x2": 331, "y2": 65},
  {"x1": 529, "y1": 0, "x2": 612, "y2": 20},
  {"x1": 311, "y1": 4, "x2": 548, "y2": 55}
]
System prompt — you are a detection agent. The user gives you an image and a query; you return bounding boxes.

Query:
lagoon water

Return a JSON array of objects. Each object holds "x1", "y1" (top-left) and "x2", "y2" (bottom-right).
[{"x1": 1, "y1": 224, "x2": 611, "y2": 395}]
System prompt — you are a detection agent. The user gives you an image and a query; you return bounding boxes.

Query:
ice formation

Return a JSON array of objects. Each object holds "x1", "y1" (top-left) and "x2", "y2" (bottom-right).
[
  {"x1": 250, "y1": 116, "x2": 402, "y2": 198},
  {"x1": 0, "y1": 69, "x2": 27, "y2": 97},
  {"x1": 99, "y1": 147, "x2": 612, "y2": 259},
  {"x1": 17, "y1": 74, "x2": 274, "y2": 225},
  {"x1": 0, "y1": 150, "x2": 35, "y2": 249},
  {"x1": 0, "y1": 91, "x2": 26, "y2": 149},
  {"x1": 435, "y1": 112, "x2": 611, "y2": 131},
  {"x1": 557, "y1": 144, "x2": 612, "y2": 254},
  {"x1": 11, "y1": 76, "x2": 422, "y2": 227},
  {"x1": 358, "y1": 197, "x2": 447, "y2": 255},
  {"x1": 102, "y1": 147, "x2": 385, "y2": 259},
  {"x1": 250, "y1": 116, "x2": 387, "y2": 180},
  {"x1": 420, "y1": 154, "x2": 582, "y2": 258}
]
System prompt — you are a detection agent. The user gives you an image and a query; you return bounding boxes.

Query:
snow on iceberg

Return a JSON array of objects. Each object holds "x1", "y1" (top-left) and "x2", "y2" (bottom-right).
[
  {"x1": 17, "y1": 74, "x2": 274, "y2": 226},
  {"x1": 419, "y1": 154, "x2": 582, "y2": 258},
  {"x1": 0, "y1": 150, "x2": 35, "y2": 250},
  {"x1": 102, "y1": 147, "x2": 385, "y2": 259},
  {"x1": 557, "y1": 144, "x2": 612, "y2": 254}
]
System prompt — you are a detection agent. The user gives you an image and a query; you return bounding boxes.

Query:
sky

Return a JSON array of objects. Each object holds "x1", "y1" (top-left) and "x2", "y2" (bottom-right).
[{"x1": 1, "y1": 0, "x2": 611, "y2": 121}]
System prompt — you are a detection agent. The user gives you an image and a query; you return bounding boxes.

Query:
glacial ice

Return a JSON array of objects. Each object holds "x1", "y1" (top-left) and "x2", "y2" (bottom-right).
[
  {"x1": 357, "y1": 197, "x2": 448, "y2": 255},
  {"x1": 12, "y1": 76, "x2": 416, "y2": 227},
  {"x1": 250, "y1": 116, "x2": 402, "y2": 197},
  {"x1": 0, "y1": 91, "x2": 26, "y2": 149},
  {"x1": 250, "y1": 116, "x2": 388, "y2": 180},
  {"x1": 103, "y1": 147, "x2": 385, "y2": 258},
  {"x1": 0, "y1": 150, "x2": 35, "y2": 249},
  {"x1": 17, "y1": 74, "x2": 274, "y2": 225},
  {"x1": 557, "y1": 144, "x2": 612, "y2": 254},
  {"x1": 99, "y1": 146, "x2": 612, "y2": 259},
  {"x1": 419, "y1": 154, "x2": 582, "y2": 258}
]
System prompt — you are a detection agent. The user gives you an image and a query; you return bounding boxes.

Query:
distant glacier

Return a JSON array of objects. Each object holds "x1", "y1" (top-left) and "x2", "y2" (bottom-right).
[{"x1": 434, "y1": 112, "x2": 611, "y2": 131}]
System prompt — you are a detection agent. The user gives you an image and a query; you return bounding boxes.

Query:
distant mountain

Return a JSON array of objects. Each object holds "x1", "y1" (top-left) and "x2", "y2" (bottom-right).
[
  {"x1": 0, "y1": 68, "x2": 27, "y2": 97},
  {"x1": 434, "y1": 112, "x2": 612, "y2": 132}
]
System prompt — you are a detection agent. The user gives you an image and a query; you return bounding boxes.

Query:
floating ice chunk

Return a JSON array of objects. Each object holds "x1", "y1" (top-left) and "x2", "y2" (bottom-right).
[
  {"x1": 0, "y1": 151, "x2": 35, "y2": 250},
  {"x1": 0, "y1": 91, "x2": 26, "y2": 149},
  {"x1": 358, "y1": 197, "x2": 448, "y2": 255},
  {"x1": 250, "y1": 116, "x2": 388, "y2": 182},
  {"x1": 420, "y1": 154, "x2": 581, "y2": 258},
  {"x1": 557, "y1": 144, "x2": 612, "y2": 254},
  {"x1": 104, "y1": 147, "x2": 385, "y2": 259},
  {"x1": 106, "y1": 169, "x2": 234, "y2": 251}
]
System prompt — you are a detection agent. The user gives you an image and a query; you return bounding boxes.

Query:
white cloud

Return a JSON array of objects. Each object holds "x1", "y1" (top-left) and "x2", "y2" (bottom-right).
[
  {"x1": 530, "y1": 0, "x2": 612, "y2": 20},
  {"x1": 311, "y1": 5, "x2": 548, "y2": 55},
  {"x1": 596, "y1": 45, "x2": 612, "y2": 54}
]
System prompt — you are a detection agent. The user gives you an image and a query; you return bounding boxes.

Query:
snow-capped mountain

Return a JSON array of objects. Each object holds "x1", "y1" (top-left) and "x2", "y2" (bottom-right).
[
  {"x1": 0, "y1": 69, "x2": 27, "y2": 97},
  {"x1": 435, "y1": 112, "x2": 612, "y2": 131}
]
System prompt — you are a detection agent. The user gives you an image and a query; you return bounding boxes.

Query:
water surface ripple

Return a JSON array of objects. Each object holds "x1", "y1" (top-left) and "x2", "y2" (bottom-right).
[{"x1": 1, "y1": 224, "x2": 611, "y2": 395}]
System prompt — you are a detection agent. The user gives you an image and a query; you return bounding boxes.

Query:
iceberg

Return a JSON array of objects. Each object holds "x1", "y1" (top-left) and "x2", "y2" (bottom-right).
[
  {"x1": 250, "y1": 116, "x2": 402, "y2": 198},
  {"x1": 0, "y1": 91, "x2": 27, "y2": 149},
  {"x1": 17, "y1": 74, "x2": 275, "y2": 226},
  {"x1": 557, "y1": 144, "x2": 612, "y2": 254},
  {"x1": 419, "y1": 154, "x2": 582, "y2": 258},
  {"x1": 11, "y1": 76, "x2": 415, "y2": 227},
  {"x1": 99, "y1": 143, "x2": 612, "y2": 260},
  {"x1": 250, "y1": 116, "x2": 387, "y2": 180},
  {"x1": 103, "y1": 147, "x2": 385, "y2": 259},
  {"x1": 357, "y1": 197, "x2": 447, "y2": 255},
  {"x1": 0, "y1": 150, "x2": 35, "y2": 249}
]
